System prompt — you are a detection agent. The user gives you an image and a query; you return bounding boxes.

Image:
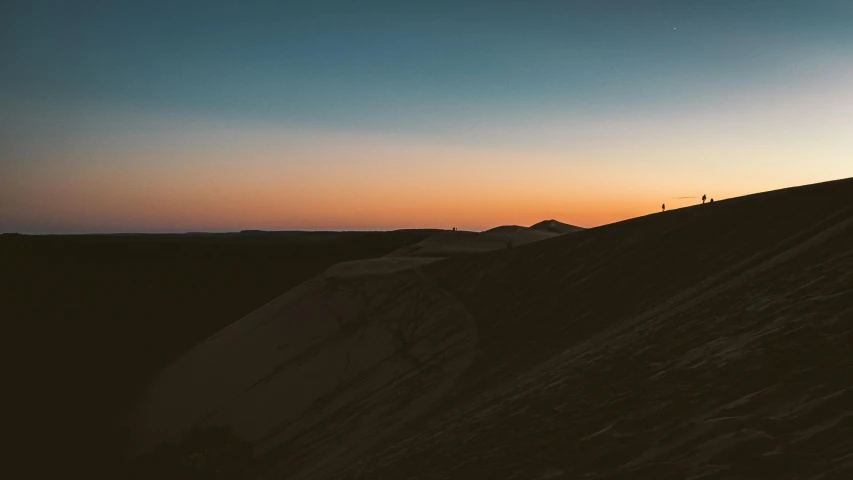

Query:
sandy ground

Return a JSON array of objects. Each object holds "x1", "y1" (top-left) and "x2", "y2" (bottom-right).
[
  {"x1": 340, "y1": 177, "x2": 853, "y2": 479},
  {"x1": 321, "y1": 257, "x2": 440, "y2": 278},
  {"x1": 127, "y1": 264, "x2": 477, "y2": 479},
  {"x1": 129, "y1": 177, "x2": 853, "y2": 479},
  {"x1": 384, "y1": 229, "x2": 559, "y2": 258},
  {"x1": 529, "y1": 219, "x2": 585, "y2": 234}
]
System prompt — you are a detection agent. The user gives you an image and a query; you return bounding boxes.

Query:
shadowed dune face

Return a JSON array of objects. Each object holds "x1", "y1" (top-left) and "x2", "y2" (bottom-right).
[
  {"x1": 127, "y1": 267, "x2": 477, "y2": 478},
  {"x1": 340, "y1": 178, "x2": 853, "y2": 479},
  {"x1": 130, "y1": 178, "x2": 852, "y2": 479}
]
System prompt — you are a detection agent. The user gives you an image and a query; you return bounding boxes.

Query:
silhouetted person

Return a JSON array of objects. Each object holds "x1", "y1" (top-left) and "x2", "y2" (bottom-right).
[
  {"x1": 702, "y1": 194, "x2": 706, "y2": 204},
  {"x1": 710, "y1": 198, "x2": 714, "y2": 203},
  {"x1": 662, "y1": 203, "x2": 666, "y2": 212}
]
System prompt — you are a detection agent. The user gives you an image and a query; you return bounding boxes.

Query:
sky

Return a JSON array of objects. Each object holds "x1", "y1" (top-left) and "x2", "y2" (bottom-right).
[{"x1": 1, "y1": 0, "x2": 852, "y2": 233}]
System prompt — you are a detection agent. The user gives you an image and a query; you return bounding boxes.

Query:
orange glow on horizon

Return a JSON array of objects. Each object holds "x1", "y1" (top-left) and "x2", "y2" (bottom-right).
[
  {"x1": 1, "y1": 160, "x2": 821, "y2": 233},
  {"x1": 3, "y1": 76, "x2": 851, "y2": 234}
]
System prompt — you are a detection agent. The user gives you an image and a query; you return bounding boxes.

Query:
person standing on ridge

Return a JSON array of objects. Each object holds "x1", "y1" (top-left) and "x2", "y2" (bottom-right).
[
  {"x1": 662, "y1": 203, "x2": 666, "y2": 212},
  {"x1": 702, "y1": 194, "x2": 707, "y2": 204}
]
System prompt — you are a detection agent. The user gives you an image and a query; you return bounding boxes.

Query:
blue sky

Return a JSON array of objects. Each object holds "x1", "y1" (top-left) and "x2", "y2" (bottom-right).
[{"x1": 2, "y1": 1, "x2": 852, "y2": 232}]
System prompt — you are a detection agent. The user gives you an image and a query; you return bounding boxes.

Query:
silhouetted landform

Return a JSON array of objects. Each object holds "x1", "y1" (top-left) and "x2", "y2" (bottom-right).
[
  {"x1": 529, "y1": 218, "x2": 585, "y2": 234},
  {"x1": 384, "y1": 228, "x2": 557, "y2": 258},
  {"x1": 1, "y1": 229, "x2": 439, "y2": 478},
  {"x1": 387, "y1": 220, "x2": 581, "y2": 259},
  {"x1": 485, "y1": 224, "x2": 527, "y2": 233},
  {"x1": 128, "y1": 177, "x2": 853, "y2": 479},
  {"x1": 488, "y1": 219, "x2": 583, "y2": 235},
  {"x1": 236, "y1": 229, "x2": 445, "y2": 238}
]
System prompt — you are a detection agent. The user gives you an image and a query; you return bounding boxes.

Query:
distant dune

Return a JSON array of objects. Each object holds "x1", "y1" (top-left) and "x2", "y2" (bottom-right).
[
  {"x1": 529, "y1": 218, "x2": 585, "y2": 234},
  {"x1": 486, "y1": 219, "x2": 583, "y2": 235},
  {"x1": 128, "y1": 178, "x2": 853, "y2": 479},
  {"x1": 484, "y1": 224, "x2": 527, "y2": 234},
  {"x1": 386, "y1": 219, "x2": 581, "y2": 260}
]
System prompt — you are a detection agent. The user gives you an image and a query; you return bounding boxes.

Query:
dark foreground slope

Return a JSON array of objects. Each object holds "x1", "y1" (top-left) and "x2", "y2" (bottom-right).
[
  {"x1": 128, "y1": 178, "x2": 852, "y2": 479},
  {"x1": 342, "y1": 177, "x2": 853, "y2": 479}
]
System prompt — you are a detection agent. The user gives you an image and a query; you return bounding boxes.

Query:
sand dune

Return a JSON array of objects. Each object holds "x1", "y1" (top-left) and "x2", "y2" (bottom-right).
[
  {"x1": 385, "y1": 227, "x2": 558, "y2": 259},
  {"x1": 484, "y1": 224, "x2": 528, "y2": 234},
  {"x1": 529, "y1": 219, "x2": 585, "y2": 234},
  {"x1": 129, "y1": 177, "x2": 853, "y2": 479},
  {"x1": 321, "y1": 257, "x2": 440, "y2": 278},
  {"x1": 385, "y1": 218, "x2": 581, "y2": 260},
  {"x1": 341, "y1": 178, "x2": 853, "y2": 479},
  {"x1": 127, "y1": 267, "x2": 477, "y2": 478}
]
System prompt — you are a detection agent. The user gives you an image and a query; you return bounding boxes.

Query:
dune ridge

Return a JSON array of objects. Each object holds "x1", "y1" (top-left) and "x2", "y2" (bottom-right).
[
  {"x1": 130, "y1": 177, "x2": 853, "y2": 479},
  {"x1": 338, "y1": 177, "x2": 853, "y2": 479}
]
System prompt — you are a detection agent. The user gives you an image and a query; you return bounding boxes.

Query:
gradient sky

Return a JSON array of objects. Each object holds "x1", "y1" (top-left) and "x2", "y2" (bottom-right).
[{"x1": 2, "y1": 0, "x2": 852, "y2": 233}]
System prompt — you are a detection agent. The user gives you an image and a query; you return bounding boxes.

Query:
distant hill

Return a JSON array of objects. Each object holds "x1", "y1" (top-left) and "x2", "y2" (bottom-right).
[
  {"x1": 487, "y1": 220, "x2": 583, "y2": 235},
  {"x1": 484, "y1": 225, "x2": 527, "y2": 234},
  {"x1": 529, "y1": 219, "x2": 584, "y2": 234}
]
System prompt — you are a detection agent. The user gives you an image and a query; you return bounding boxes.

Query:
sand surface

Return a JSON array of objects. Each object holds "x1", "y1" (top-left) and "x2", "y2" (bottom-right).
[
  {"x1": 129, "y1": 177, "x2": 853, "y2": 479},
  {"x1": 342, "y1": 178, "x2": 853, "y2": 479},
  {"x1": 321, "y1": 257, "x2": 440, "y2": 278},
  {"x1": 529, "y1": 219, "x2": 585, "y2": 234},
  {"x1": 384, "y1": 228, "x2": 559, "y2": 258},
  {"x1": 127, "y1": 265, "x2": 477, "y2": 479}
]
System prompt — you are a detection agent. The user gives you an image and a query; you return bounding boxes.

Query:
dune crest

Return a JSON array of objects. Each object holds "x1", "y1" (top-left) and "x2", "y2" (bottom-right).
[
  {"x1": 340, "y1": 177, "x2": 853, "y2": 479},
  {"x1": 529, "y1": 219, "x2": 585, "y2": 234}
]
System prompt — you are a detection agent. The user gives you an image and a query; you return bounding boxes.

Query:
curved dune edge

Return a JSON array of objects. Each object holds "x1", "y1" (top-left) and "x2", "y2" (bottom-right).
[
  {"x1": 334, "y1": 179, "x2": 853, "y2": 479},
  {"x1": 320, "y1": 256, "x2": 441, "y2": 278},
  {"x1": 385, "y1": 229, "x2": 559, "y2": 258},
  {"x1": 127, "y1": 266, "x2": 477, "y2": 479}
]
